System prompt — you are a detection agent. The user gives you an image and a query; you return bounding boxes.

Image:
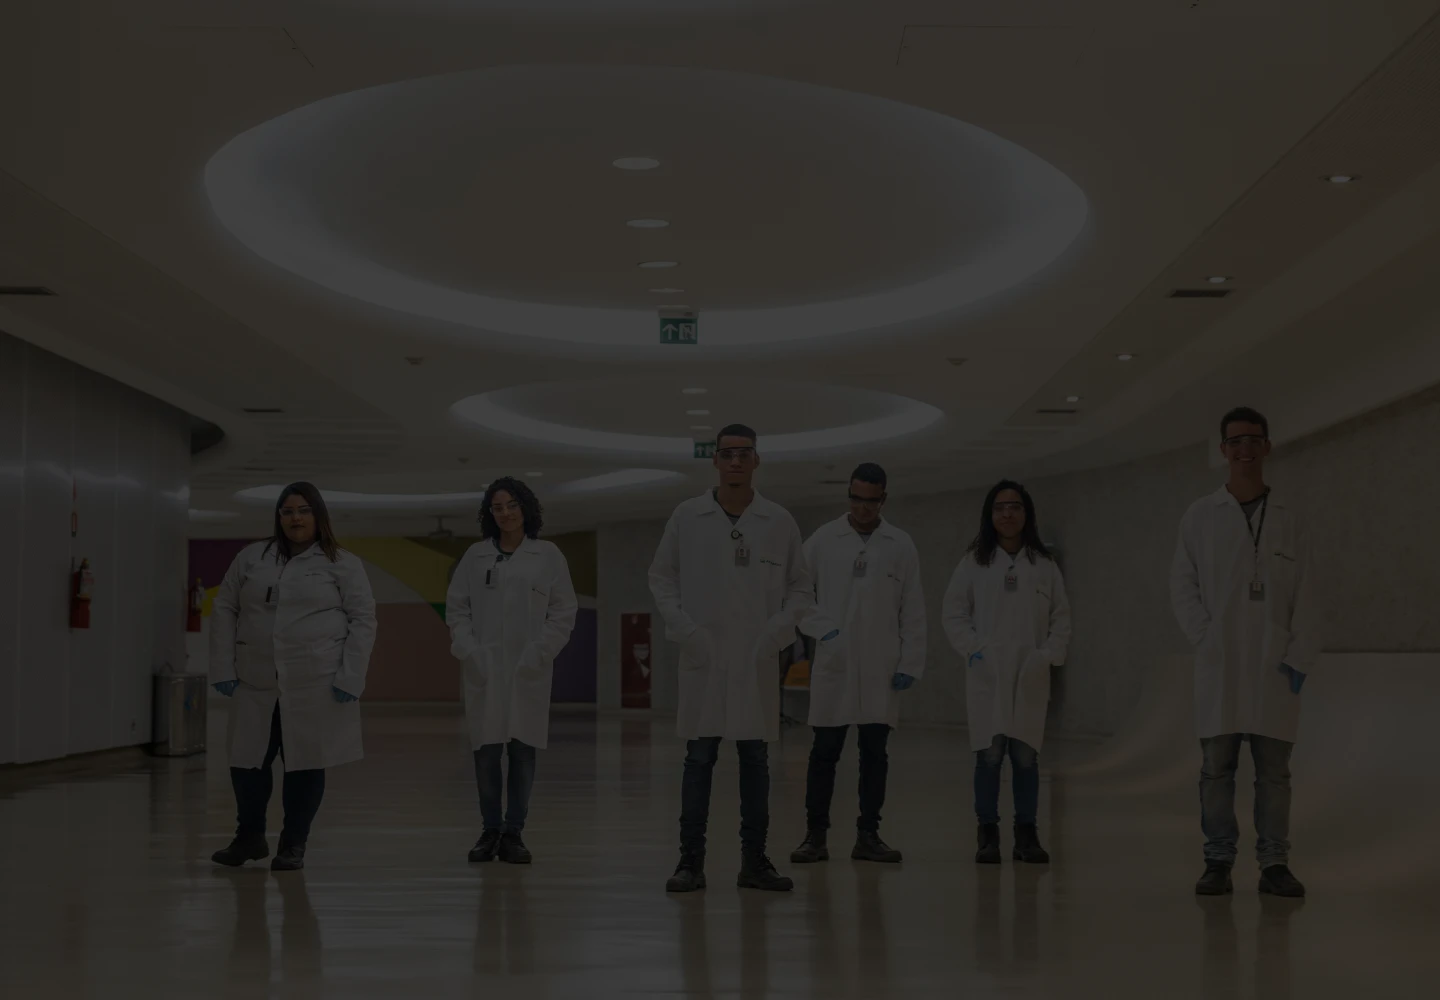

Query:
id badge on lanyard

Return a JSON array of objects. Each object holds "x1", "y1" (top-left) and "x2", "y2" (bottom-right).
[
  {"x1": 485, "y1": 561, "x2": 503, "y2": 589},
  {"x1": 1004, "y1": 562, "x2": 1018, "y2": 592},
  {"x1": 732, "y1": 529, "x2": 749, "y2": 568},
  {"x1": 853, "y1": 552, "x2": 867, "y2": 578}
]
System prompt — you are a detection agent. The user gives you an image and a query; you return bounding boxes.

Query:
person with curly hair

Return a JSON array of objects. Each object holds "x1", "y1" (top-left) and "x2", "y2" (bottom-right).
[{"x1": 446, "y1": 476, "x2": 577, "y2": 865}]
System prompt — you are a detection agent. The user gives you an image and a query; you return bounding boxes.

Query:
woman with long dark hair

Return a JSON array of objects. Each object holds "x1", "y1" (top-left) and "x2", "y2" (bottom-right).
[
  {"x1": 209, "y1": 482, "x2": 377, "y2": 871},
  {"x1": 446, "y1": 477, "x2": 577, "y2": 864},
  {"x1": 942, "y1": 480, "x2": 1071, "y2": 866}
]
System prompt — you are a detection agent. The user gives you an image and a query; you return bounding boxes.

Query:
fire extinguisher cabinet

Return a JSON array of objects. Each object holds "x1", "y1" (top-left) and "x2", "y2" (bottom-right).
[{"x1": 151, "y1": 670, "x2": 208, "y2": 757}]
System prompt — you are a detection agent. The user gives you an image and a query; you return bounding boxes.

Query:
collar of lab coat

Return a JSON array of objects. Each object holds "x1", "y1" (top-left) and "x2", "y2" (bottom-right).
[
  {"x1": 694, "y1": 490, "x2": 776, "y2": 521},
  {"x1": 1210, "y1": 485, "x2": 1286, "y2": 511},
  {"x1": 827, "y1": 514, "x2": 899, "y2": 542},
  {"x1": 486, "y1": 536, "x2": 539, "y2": 558}
]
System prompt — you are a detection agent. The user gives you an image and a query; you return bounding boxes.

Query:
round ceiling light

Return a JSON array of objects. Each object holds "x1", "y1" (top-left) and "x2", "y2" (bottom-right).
[
  {"x1": 613, "y1": 157, "x2": 659, "y2": 170},
  {"x1": 639, "y1": 261, "x2": 678, "y2": 269},
  {"x1": 1065, "y1": 395, "x2": 1082, "y2": 403},
  {"x1": 1326, "y1": 174, "x2": 1356, "y2": 184},
  {"x1": 1117, "y1": 353, "x2": 1135, "y2": 362},
  {"x1": 627, "y1": 218, "x2": 670, "y2": 229},
  {"x1": 1207, "y1": 275, "x2": 1230, "y2": 284}
]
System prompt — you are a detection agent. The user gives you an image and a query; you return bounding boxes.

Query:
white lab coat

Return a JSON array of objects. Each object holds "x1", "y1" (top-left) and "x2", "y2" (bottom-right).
[
  {"x1": 798, "y1": 516, "x2": 927, "y2": 728},
  {"x1": 648, "y1": 491, "x2": 813, "y2": 743},
  {"x1": 942, "y1": 548, "x2": 1071, "y2": 752},
  {"x1": 210, "y1": 541, "x2": 377, "y2": 771},
  {"x1": 446, "y1": 538, "x2": 578, "y2": 750},
  {"x1": 1170, "y1": 487, "x2": 1323, "y2": 743}
]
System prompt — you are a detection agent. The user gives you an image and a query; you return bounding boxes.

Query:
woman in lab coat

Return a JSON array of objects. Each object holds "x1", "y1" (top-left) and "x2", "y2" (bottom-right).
[
  {"x1": 446, "y1": 477, "x2": 577, "y2": 865},
  {"x1": 942, "y1": 480, "x2": 1070, "y2": 865},
  {"x1": 209, "y1": 482, "x2": 377, "y2": 872}
]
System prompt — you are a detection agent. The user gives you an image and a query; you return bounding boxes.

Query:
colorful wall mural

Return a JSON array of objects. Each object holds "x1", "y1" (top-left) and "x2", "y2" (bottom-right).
[{"x1": 187, "y1": 532, "x2": 599, "y2": 703}]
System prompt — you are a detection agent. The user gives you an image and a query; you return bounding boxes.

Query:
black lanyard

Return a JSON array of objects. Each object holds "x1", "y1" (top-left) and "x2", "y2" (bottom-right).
[{"x1": 1246, "y1": 494, "x2": 1269, "y2": 554}]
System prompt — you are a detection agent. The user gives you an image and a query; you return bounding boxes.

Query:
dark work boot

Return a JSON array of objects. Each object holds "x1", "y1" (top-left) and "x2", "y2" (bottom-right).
[
  {"x1": 1012, "y1": 824, "x2": 1050, "y2": 864},
  {"x1": 665, "y1": 854, "x2": 707, "y2": 893},
  {"x1": 468, "y1": 829, "x2": 501, "y2": 863},
  {"x1": 790, "y1": 829, "x2": 829, "y2": 864},
  {"x1": 738, "y1": 851, "x2": 794, "y2": 891},
  {"x1": 271, "y1": 840, "x2": 306, "y2": 872},
  {"x1": 851, "y1": 830, "x2": 903, "y2": 863},
  {"x1": 1195, "y1": 863, "x2": 1234, "y2": 895},
  {"x1": 1258, "y1": 864, "x2": 1306, "y2": 898},
  {"x1": 975, "y1": 823, "x2": 1001, "y2": 865},
  {"x1": 498, "y1": 830, "x2": 532, "y2": 865},
  {"x1": 211, "y1": 834, "x2": 269, "y2": 867}
]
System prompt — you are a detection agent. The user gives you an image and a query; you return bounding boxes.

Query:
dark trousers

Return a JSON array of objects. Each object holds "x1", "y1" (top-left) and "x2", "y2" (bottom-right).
[
  {"x1": 974, "y1": 734, "x2": 1039, "y2": 826},
  {"x1": 679, "y1": 737, "x2": 769, "y2": 857},
  {"x1": 805, "y1": 723, "x2": 892, "y2": 833},
  {"x1": 231, "y1": 703, "x2": 326, "y2": 845},
  {"x1": 1200, "y1": 733, "x2": 1293, "y2": 868},
  {"x1": 474, "y1": 740, "x2": 537, "y2": 833}
]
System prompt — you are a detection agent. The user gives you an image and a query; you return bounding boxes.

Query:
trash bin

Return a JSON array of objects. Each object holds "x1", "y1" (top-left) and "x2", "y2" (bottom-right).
[{"x1": 152, "y1": 671, "x2": 208, "y2": 756}]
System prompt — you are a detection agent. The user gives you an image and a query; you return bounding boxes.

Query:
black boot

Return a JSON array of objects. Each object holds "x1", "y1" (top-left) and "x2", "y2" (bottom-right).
[
  {"x1": 468, "y1": 828, "x2": 501, "y2": 863},
  {"x1": 498, "y1": 830, "x2": 532, "y2": 865},
  {"x1": 737, "y1": 850, "x2": 794, "y2": 891},
  {"x1": 1195, "y1": 863, "x2": 1234, "y2": 895},
  {"x1": 1258, "y1": 864, "x2": 1306, "y2": 898},
  {"x1": 1012, "y1": 824, "x2": 1050, "y2": 864},
  {"x1": 975, "y1": 823, "x2": 1001, "y2": 864},
  {"x1": 212, "y1": 834, "x2": 269, "y2": 867},
  {"x1": 271, "y1": 840, "x2": 306, "y2": 871},
  {"x1": 665, "y1": 854, "x2": 707, "y2": 893},
  {"x1": 851, "y1": 830, "x2": 903, "y2": 863},
  {"x1": 790, "y1": 829, "x2": 829, "y2": 864}
]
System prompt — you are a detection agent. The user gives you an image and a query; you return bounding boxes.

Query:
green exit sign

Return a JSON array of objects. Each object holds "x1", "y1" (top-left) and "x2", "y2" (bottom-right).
[
  {"x1": 659, "y1": 310, "x2": 698, "y2": 345},
  {"x1": 693, "y1": 441, "x2": 715, "y2": 459}
]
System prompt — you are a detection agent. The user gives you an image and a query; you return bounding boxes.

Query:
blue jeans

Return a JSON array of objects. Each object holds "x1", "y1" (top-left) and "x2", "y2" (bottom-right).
[
  {"x1": 474, "y1": 740, "x2": 536, "y2": 833},
  {"x1": 679, "y1": 737, "x2": 769, "y2": 856},
  {"x1": 806, "y1": 724, "x2": 891, "y2": 833},
  {"x1": 974, "y1": 734, "x2": 1039, "y2": 826},
  {"x1": 1199, "y1": 733, "x2": 1292, "y2": 868}
]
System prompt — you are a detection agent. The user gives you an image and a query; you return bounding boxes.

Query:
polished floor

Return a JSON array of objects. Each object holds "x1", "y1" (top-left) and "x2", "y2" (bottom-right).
[{"x1": 2, "y1": 662, "x2": 1437, "y2": 999}]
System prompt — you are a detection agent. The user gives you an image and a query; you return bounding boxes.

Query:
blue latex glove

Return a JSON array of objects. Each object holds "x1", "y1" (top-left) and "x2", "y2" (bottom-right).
[
  {"x1": 333, "y1": 686, "x2": 358, "y2": 703},
  {"x1": 969, "y1": 651, "x2": 983, "y2": 665},
  {"x1": 1280, "y1": 664, "x2": 1306, "y2": 694},
  {"x1": 213, "y1": 680, "x2": 239, "y2": 697},
  {"x1": 891, "y1": 672, "x2": 916, "y2": 691},
  {"x1": 821, "y1": 629, "x2": 840, "y2": 642}
]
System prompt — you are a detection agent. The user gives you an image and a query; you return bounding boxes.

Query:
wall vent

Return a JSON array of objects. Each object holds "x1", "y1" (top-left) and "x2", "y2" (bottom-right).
[
  {"x1": 1168, "y1": 288, "x2": 1231, "y2": 298},
  {"x1": 0, "y1": 286, "x2": 56, "y2": 296},
  {"x1": 242, "y1": 407, "x2": 285, "y2": 414},
  {"x1": 1035, "y1": 408, "x2": 1078, "y2": 415}
]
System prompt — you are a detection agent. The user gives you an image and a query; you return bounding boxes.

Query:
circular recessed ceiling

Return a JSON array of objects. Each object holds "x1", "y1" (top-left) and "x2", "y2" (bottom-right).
[
  {"x1": 451, "y1": 378, "x2": 945, "y2": 460},
  {"x1": 205, "y1": 65, "x2": 1087, "y2": 352},
  {"x1": 234, "y1": 470, "x2": 683, "y2": 508}
]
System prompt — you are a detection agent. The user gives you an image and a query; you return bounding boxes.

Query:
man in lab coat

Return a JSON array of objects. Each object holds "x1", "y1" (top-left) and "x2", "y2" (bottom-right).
[
  {"x1": 1171, "y1": 407, "x2": 1322, "y2": 898},
  {"x1": 649, "y1": 424, "x2": 814, "y2": 893},
  {"x1": 790, "y1": 463, "x2": 925, "y2": 865}
]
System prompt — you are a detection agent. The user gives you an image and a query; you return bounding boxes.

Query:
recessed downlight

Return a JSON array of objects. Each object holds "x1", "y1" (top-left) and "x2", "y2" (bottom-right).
[
  {"x1": 681, "y1": 387, "x2": 707, "y2": 395},
  {"x1": 1117, "y1": 353, "x2": 1135, "y2": 361},
  {"x1": 1326, "y1": 174, "x2": 1357, "y2": 184},
  {"x1": 627, "y1": 219, "x2": 670, "y2": 229},
  {"x1": 639, "y1": 261, "x2": 678, "y2": 269},
  {"x1": 1207, "y1": 275, "x2": 1230, "y2": 284},
  {"x1": 613, "y1": 157, "x2": 659, "y2": 170},
  {"x1": 1065, "y1": 395, "x2": 1082, "y2": 403},
  {"x1": 686, "y1": 409, "x2": 710, "y2": 416}
]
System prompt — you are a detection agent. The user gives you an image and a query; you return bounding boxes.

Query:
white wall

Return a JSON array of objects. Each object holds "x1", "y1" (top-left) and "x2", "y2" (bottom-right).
[
  {"x1": 597, "y1": 385, "x2": 1440, "y2": 738},
  {"x1": 0, "y1": 331, "x2": 190, "y2": 765}
]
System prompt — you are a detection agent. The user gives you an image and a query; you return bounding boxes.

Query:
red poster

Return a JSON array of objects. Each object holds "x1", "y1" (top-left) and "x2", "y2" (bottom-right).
[{"x1": 620, "y1": 613, "x2": 652, "y2": 709}]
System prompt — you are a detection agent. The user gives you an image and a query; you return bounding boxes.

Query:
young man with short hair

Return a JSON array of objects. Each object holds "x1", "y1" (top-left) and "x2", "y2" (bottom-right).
[
  {"x1": 791, "y1": 463, "x2": 925, "y2": 866},
  {"x1": 1171, "y1": 407, "x2": 1322, "y2": 898},
  {"x1": 649, "y1": 424, "x2": 814, "y2": 893}
]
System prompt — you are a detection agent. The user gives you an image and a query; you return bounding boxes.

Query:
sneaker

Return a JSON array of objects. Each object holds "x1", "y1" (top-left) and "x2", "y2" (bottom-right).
[
  {"x1": 1258, "y1": 864, "x2": 1306, "y2": 898},
  {"x1": 271, "y1": 840, "x2": 306, "y2": 872},
  {"x1": 975, "y1": 823, "x2": 1001, "y2": 865},
  {"x1": 851, "y1": 830, "x2": 902, "y2": 863},
  {"x1": 211, "y1": 834, "x2": 269, "y2": 867},
  {"x1": 737, "y1": 851, "x2": 794, "y2": 891},
  {"x1": 790, "y1": 829, "x2": 829, "y2": 864},
  {"x1": 1012, "y1": 824, "x2": 1050, "y2": 864},
  {"x1": 498, "y1": 830, "x2": 532, "y2": 865},
  {"x1": 1195, "y1": 863, "x2": 1234, "y2": 895},
  {"x1": 468, "y1": 829, "x2": 502, "y2": 863},
  {"x1": 665, "y1": 855, "x2": 707, "y2": 893}
]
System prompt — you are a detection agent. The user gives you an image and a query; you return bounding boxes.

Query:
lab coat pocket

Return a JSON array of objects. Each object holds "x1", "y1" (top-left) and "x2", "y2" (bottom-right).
[
  {"x1": 300, "y1": 637, "x2": 345, "y2": 682},
  {"x1": 679, "y1": 628, "x2": 712, "y2": 672},
  {"x1": 234, "y1": 644, "x2": 276, "y2": 690},
  {"x1": 1260, "y1": 624, "x2": 1292, "y2": 673},
  {"x1": 1019, "y1": 650, "x2": 1053, "y2": 704},
  {"x1": 813, "y1": 633, "x2": 847, "y2": 674}
]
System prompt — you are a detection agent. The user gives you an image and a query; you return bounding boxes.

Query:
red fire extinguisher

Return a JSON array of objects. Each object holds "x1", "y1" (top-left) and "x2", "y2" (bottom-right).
[
  {"x1": 70, "y1": 558, "x2": 94, "y2": 630},
  {"x1": 187, "y1": 577, "x2": 205, "y2": 633}
]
